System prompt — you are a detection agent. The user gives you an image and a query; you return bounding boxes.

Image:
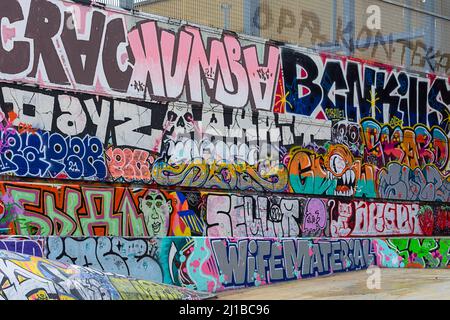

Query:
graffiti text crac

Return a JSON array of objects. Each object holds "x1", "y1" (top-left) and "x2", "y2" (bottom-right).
[{"x1": 0, "y1": 0, "x2": 280, "y2": 111}]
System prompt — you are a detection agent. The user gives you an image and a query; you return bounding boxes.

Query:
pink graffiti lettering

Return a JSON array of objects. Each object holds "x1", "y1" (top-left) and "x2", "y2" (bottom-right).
[{"x1": 106, "y1": 147, "x2": 153, "y2": 183}]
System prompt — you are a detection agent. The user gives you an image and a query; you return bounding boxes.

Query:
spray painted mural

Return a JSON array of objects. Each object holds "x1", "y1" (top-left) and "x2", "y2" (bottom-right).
[
  {"x1": 0, "y1": 236, "x2": 376, "y2": 292},
  {"x1": 1, "y1": 0, "x2": 449, "y2": 118},
  {"x1": 0, "y1": 249, "x2": 213, "y2": 300},
  {"x1": 0, "y1": 0, "x2": 448, "y2": 204},
  {"x1": 0, "y1": 81, "x2": 448, "y2": 202},
  {"x1": 0, "y1": 0, "x2": 449, "y2": 297},
  {"x1": 1, "y1": 181, "x2": 450, "y2": 238},
  {"x1": 374, "y1": 238, "x2": 450, "y2": 269},
  {"x1": 1, "y1": 236, "x2": 449, "y2": 294}
]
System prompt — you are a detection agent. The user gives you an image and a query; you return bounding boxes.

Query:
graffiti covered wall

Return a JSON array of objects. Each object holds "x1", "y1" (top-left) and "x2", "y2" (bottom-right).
[
  {"x1": 0, "y1": 249, "x2": 213, "y2": 300},
  {"x1": 1, "y1": 236, "x2": 449, "y2": 294},
  {"x1": 0, "y1": 0, "x2": 448, "y2": 202},
  {"x1": 0, "y1": 0, "x2": 449, "y2": 295},
  {"x1": 0, "y1": 236, "x2": 377, "y2": 292},
  {"x1": 1, "y1": 181, "x2": 450, "y2": 238}
]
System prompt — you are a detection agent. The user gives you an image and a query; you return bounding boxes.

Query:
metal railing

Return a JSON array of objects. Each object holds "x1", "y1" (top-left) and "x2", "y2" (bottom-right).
[
  {"x1": 80, "y1": 0, "x2": 450, "y2": 76},
  {"x1": 93, "y1": 0, "x2": 156, "y2": 9}
]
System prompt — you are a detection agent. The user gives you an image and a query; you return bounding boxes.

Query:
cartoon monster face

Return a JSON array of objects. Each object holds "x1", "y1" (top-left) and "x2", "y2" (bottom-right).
[
  {"x1": 163, "y1": 102, "x2": 195, "y2": 138},
  {"x1": 140, "y1": 190, "x2": 172, "y2": 236},
  {"x1": 303, "y1": 199, "x2": 327, "y2": 234},
  {"x1": 338, "y1": 202, "x2": 352, "y2": 216},
  {"x1": 324, "y1": 145, "x2": 358, "y2": 197}
]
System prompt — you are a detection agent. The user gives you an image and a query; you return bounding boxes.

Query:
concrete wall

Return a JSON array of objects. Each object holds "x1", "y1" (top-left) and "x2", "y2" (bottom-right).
[
  {"x1": 0, "y1": 181, "x2": 449, "y2": 238},
  {"x1": 0, "y1": 249, "x2": 213, "y2": 300},
  {"x1": 0, "y1": 0, "x2": 449, "y2": 295},
  {"x1": 1, "y1": 236, "x2": 449, "y2": 293}
]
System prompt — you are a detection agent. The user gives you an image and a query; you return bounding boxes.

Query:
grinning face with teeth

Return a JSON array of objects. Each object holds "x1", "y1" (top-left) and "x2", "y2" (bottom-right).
[{"x1": 324, "y1": 145, "x2": 359, "y2": 197}]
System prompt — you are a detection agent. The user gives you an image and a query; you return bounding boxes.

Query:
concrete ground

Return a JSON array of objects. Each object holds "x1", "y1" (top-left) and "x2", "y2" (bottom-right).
[{"x1": 216, "y1": 269, "x2": 450, "y2": 300}]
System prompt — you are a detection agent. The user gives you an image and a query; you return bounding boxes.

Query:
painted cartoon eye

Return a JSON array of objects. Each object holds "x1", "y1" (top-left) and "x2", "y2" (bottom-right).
[
  {"x1": 167, "y1": 111, "x2": 178, "y2": 122},
  {"x1": 329, "y1": 154, "x2": 346, "y2": 174},
  {"x1": 156, "y1": 202, "x2": 162, "y2": 208},
  {"x1": 184, "y1": 112, "x2": 193, "y2": 122}
]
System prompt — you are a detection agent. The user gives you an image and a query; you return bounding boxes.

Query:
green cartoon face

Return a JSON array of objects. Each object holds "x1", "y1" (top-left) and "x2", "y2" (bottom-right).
[{"x1": 139, "y1": 191, "x2": 172, "y2": 236}]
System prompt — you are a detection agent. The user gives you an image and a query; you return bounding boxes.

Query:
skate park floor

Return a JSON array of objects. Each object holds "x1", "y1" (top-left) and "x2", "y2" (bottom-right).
[{"x1": 216, "y1": 268, "x2": 450, "y2": 300}]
